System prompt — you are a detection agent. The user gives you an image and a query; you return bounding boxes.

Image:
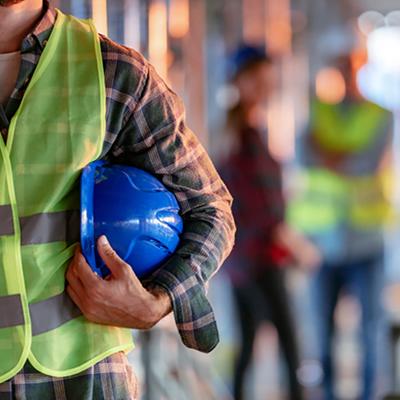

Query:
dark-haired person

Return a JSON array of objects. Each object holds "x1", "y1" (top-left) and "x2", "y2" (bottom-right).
[{"x1": 219, "y1": 45, "x2": 320, "y2": 400}]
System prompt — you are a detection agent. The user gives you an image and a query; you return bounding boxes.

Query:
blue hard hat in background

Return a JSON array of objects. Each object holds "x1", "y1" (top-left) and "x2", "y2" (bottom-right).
[
  {"x1": 80, "y1": 161, "x2": 183, "y2": 278},
  {"x1": 228, "y1": 44, "x2": 271, "y2": 80}
]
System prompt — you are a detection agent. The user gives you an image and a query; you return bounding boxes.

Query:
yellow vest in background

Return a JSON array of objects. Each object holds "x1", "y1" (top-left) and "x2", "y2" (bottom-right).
[{"x1": 288, "y1": 99, "x2": 391, "y2": 233}]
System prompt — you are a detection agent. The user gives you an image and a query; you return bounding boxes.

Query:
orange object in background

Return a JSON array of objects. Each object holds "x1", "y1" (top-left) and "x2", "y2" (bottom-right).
[
  {"x1": 149, "y1": 0, "x2": 168, "y2": 80},
  {"x1": 169, "y1": 0, "x2": 189, "y2": 39},
  {"x1": 315, "y1": 67, "x2": 346, "y2": 104}
]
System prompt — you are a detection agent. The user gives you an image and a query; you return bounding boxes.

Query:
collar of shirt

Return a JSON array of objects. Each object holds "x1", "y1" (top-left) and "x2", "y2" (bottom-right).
[
  {"x1": 21, "y1": 0, "x2": 56, "y2": 54},
  {"x1": 0, "y1": 0, "x2": 56, "y2": 130}
]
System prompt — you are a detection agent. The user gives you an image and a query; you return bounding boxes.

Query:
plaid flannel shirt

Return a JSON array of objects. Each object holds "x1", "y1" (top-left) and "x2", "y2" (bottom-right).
[
  {"x1": 218, "y1": 126, "x2": 285, "y2": 285},
  {"x1": 0, "y1": 2, "x2": 235, "y2": 353},
  {"x1": 0, "y1": 353, "x2": 139, "y2": 400}
]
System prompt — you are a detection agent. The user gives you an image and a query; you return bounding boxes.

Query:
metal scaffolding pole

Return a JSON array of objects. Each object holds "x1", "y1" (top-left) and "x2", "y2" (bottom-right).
[
  {"x1": 183, "y1": 0, "x2": 208, "y2": 148},
  {"x1": 123, "y1": 0, "x2": 141, "y2": 50}
]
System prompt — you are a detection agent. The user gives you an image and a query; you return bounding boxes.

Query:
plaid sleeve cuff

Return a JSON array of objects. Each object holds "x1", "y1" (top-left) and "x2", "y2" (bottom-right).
[{"x1": 150, "y1": 256, "x2": 219, "y2": 353}]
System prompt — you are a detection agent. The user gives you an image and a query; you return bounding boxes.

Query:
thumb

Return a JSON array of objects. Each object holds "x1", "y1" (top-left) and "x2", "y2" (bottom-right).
[{"x1": 97, "y1": 235, "x2": 134, "y2": 280}]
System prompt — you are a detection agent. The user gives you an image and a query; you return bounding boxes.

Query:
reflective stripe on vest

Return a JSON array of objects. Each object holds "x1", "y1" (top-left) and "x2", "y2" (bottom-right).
[
  {"x1": 29, "y1": 292, "x2": 82, "y2": 336},
  {"x1": 287, "y1": 169, "x2": 347, "y2": 232},
  {"x1": 20, "y1": 210, "x2": 80, "y2": 245},
  {"x1": 288, "y1": 169, "x2": 390, "y2": 232},
  {"x1": 0, "y1": 205, "x2": 14, "y2": 235},
  {"x1": 0, "y1": 295, "x2": 24, "y2": 329},
  {"x1": 0, "y1": 208, "x2": 79, "y2": 244},
  {"x1": 0, "y1": 292, "x2": 81, "y2": 335}
]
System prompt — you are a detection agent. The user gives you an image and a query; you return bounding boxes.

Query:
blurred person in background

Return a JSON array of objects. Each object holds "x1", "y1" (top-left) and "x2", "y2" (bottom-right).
[
  {"x1": 288, "y1": 53, "x2": 392, "y2": 400},
  {"x1": 218, "y1": 45, "x2": 320, "y2": 400}
]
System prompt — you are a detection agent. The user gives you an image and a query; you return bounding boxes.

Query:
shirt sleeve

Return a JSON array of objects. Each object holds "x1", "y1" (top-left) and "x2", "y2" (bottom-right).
[{"x1": 107, "y1": 61, "x2": 236, "y2": 353}]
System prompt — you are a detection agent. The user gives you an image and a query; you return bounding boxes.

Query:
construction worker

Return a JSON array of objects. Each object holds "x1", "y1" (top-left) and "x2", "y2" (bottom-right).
[
  {"x1": 288, "y1": 53, "x2": 392, "y2": 400},
  {"x1": 0, "y1": 1, "x2": 235, "y2": 399},
  {"x1": 218, "y1": 45, "x2": 320, "y2": 400}
]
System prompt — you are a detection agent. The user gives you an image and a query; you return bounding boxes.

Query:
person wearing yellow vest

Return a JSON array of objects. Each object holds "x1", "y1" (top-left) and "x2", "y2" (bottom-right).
[
  {"x1": 0, "y1": 0, "x2": 236, "y2": 398},
  {"x1": 288, "y1": 54, "x2": 392, "y2": 400}
]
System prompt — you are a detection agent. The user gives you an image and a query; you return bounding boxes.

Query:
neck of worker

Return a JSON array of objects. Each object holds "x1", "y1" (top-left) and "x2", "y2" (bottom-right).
[{"x1": 0, "y1": 0, "x2": 43, "y2": 53}]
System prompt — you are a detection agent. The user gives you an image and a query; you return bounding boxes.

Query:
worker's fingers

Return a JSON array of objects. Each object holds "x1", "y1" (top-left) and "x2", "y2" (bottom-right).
[
  {"x1": 66, "y1": 268, "x2": 85, "y2": 294},
  {"x1": 66, "y1": 255, "x2": 86, "y2": 293},
  {"x1": 72, "y1": 249, "x2": 102, "y2": 288},
  {"x1": 97, "y1": 235, "x2": 138, "y2": 282},
  {"x1": 66, "y1": 284, "x2": 85, "y2": 311}
]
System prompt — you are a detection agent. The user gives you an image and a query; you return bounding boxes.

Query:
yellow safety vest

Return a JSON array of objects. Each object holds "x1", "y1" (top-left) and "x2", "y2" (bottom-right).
[
  {"x1": 288, "y1": 100, "x2": 391, "y2": 233},
  {"x1": 0, "y1": 10, "x2": 133, "y2": 383}
]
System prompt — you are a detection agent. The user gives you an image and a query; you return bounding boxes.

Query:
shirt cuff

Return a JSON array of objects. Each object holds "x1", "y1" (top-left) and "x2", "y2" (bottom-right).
[{"x1": 149, "y1": 256, "x2": 219, "y2": 353}]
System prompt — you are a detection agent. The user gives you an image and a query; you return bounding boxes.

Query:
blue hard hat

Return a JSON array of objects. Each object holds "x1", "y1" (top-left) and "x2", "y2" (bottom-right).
[
  {"x1": 228, "y1": 44, "x2": 271, "y2": 79},
  {"x1": 80, "y1": 160, "x2": 183, "y2": 278}
]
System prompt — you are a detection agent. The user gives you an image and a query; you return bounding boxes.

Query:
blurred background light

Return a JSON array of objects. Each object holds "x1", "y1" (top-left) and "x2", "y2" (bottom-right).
[
  {"x1": 358, "y1": 64, "x2": 400, "y2": 111},
  {"x1": 149, "y1": 0, "x2": 168, "y2": 80},
  {"x1": 297, "y1": 359, "x2": 324, "y2": 388},
  {"x1": 315, "y1": 67, "x2": 346, "y2": 104},
  {"x1": 358, "y1": 25, "x2": 400, "y2": 111},
  {"x1": 368, "y1": 26, "x2": 400, "y2": 71},
  {"x1": 265, "y1": 0, "x2": 292, "y2": 55},
  {"x1": 91, "y1": 0, "x2": 108, "y2": 35},
  {"x1": 215, "y1": 84, "x2": 240, "y2": 110},
  {"x1": 357, "y1": 10, "x2": 385, "y2": 36},
  {"x1": 267, "y1": 91, "x2": 296, "y2": 161},
  {"x1": 385, "y1": 10, "x2": 400, "y2": 27},
  {"x1": 169, "y1": 0, "x2": 189, "y2": 39}
]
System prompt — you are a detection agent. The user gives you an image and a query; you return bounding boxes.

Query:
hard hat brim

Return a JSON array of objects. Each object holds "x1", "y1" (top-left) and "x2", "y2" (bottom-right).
[{"x1": 80, "y1": 160, "x2": 104, "y2": 276}]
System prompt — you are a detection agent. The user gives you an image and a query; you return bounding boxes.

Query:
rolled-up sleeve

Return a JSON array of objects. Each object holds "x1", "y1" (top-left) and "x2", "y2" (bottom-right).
[{"x1": 108, "y1": 60, "x2": 236, "y2": 353}]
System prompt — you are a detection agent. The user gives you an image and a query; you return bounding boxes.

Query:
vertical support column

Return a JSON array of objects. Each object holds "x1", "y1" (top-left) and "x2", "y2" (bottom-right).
[
  {"x1": 222, "y1": 0, "x2": 243, "y2": 53},
  {"x1": 148, "y1": 0, "x2": 168, "y2": 81},
  {"x1": 123, "y1": 0, "x2": 141, "y2": 49},
  {"x1": 92, "y1": 0, "x2": 108, "y2": 36},
  {"x1": 265, "y1": 0, "x2": 292, "y2": 55},
  {"x1": 183, "y1": 0, "x2": 208, "y2": 148},
  {"x1": 265, "y1": 0, "x2": 295, "y2": 161},
  {"x1": 242, "y1": 0, "x2": 266, "y2": 44},
  {"x1": 169, "y1": 0, "x2": 189, "y2": 40}
]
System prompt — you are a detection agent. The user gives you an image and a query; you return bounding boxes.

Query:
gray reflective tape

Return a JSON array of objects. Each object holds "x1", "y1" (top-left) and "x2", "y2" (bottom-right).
[
  {"x1": 0, "y1": 205, "x2": 14, "y2": 236},
  {"x1": 20, "y1": 210, "x2": 80, "y2": 245},
  {"x1": 0, "y1": 294, "x2": 24, "y2": 329},
  {"x1": 30, "y1": 291, "x2": 82, "y2": 336}
]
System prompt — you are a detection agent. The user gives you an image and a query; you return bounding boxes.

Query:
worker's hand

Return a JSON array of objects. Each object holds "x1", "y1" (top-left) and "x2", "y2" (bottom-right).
[
  {"x1": 66, "y1": 236, "x2": 172, "y2": 330},
  {"x1": 274, "y1": 223, "x2": 322, "y2": 272}
]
